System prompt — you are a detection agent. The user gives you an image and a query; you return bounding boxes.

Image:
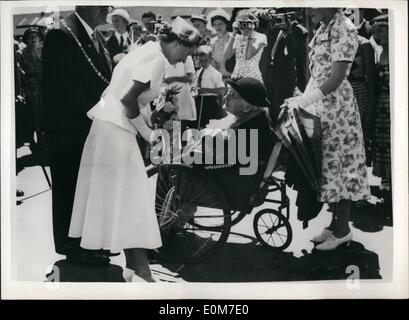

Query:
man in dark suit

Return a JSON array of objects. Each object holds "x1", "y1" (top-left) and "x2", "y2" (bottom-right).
[
  {"x1": 42, "y1": 6, "x2": 112, "y2": 264},
  {"x1": 106, "y1": 8, "x2": 132, "y2": 64},
  {"x1": 258, "y1": 11, "x2": 308, "y2": 126}
]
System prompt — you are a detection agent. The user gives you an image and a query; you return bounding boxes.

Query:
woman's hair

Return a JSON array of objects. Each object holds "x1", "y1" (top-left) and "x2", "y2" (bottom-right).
[
  {"x1": 142, "y1": 11, "x2": 156, "y2": 20},
  {"x1": 197, "y1": 45, "x2": 212, "y2": 58},
  {"x1": 158, "y1": 24, "x2": 202, "y2": 47},
  {"x1": 371, "y1": 14, "x2": 388, "y2": 27},
  {"x1": 127, "y1": 20, "x2": 142, "y2": 32}
]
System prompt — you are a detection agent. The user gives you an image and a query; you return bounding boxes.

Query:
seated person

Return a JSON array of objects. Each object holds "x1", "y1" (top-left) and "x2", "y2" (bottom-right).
[{"x1": 184, "y1": 77, "x2": 276, "y2": 210}]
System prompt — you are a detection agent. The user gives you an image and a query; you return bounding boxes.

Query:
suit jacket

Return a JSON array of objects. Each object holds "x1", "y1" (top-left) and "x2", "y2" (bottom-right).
[
  {"x1": 259, "y1": 24, "x2": 308, "y2": 91},
  {"x1": 42, "y1": 13, "x2": 112, "y2": 131},
  {"x1": 107, "y1": 34, "x2": 131, "y2": 61}
]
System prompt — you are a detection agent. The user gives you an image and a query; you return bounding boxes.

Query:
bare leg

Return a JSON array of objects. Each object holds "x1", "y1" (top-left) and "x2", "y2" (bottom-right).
[
  {"x1": 124, "y1": 248, "x2": 155, "y2": 282},
  {"x1": 333, "y1": 200, "x2": 352, "y2": 238}
]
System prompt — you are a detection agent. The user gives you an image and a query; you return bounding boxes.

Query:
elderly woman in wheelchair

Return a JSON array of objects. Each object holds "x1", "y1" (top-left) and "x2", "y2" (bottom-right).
[{"x1": 147, "y1": 77, "x2": 291, "y2": 264}]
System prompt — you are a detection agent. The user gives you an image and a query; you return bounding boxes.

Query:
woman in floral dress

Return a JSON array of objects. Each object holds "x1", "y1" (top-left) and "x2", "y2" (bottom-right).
[
  {"x1": 287, "y1": 9, "x2": 370, "y2": 250},
  {"x1": 225, "y1": 11, "x2": 267, "y2": 82}
]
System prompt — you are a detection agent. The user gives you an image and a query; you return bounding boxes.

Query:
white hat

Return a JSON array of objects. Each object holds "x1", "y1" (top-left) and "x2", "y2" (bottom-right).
[
  {"x1": 207, "y1": 8, "x2": 231, "y2": 24},
  {"x1": 107, "y1": 8, "x2": 132, "y2": 25},
  {"x1": 170, "y1": 16, "x2": 201, "y2": 45}
]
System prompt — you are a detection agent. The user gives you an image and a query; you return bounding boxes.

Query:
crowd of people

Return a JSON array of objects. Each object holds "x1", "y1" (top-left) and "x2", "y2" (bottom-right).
[{"x1": 14, "y1": 6, "x2": 391, "y2": 281}]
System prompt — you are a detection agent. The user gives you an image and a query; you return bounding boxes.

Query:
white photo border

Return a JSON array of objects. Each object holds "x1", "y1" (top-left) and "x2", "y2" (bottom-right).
[{"x1": 1, "y1": 0, "x2": 408, "y2": 299}]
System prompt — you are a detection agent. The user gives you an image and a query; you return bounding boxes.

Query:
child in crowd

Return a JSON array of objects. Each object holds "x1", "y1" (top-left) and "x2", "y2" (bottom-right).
[{"x1": 193, "y1": 46, "x2": 225, "y2": 128}]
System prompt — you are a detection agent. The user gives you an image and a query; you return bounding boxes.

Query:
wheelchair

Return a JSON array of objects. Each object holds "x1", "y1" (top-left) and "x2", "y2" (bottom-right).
[{"x1": 146, "y1": 141, "x2": 292, "y2": 264}]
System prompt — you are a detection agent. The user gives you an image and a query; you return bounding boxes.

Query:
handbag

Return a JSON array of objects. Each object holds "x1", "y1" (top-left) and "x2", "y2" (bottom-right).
[{"x1": 225, "y1": 54, "x2": 236, "y2": 73}]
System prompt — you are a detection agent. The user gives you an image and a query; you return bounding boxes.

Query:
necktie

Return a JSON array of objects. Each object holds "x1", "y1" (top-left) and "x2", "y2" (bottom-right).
[
  {"x1": 197, "y1": 68, "x2": 205, "y2": 88},
  {"x1": 119, "y1": 35, "x2": 124, "y2": 50},
  {"x1": 92, "y1": 31, "x2": 100, "y2": 54}
]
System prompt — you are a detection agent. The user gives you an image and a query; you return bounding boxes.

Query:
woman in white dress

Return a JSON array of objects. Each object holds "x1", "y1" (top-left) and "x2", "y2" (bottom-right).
[
  {"x1": 163, "y1": 55, "x2": 196, "y2": 121},
  {"x1": 68, "y1": 17, "x2": 201, "y2": 282}
]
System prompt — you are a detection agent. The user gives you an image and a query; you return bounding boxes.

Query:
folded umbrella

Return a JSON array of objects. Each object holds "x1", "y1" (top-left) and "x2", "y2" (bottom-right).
[{"x1": 274, "y1": 106, "x2": 321, "y2": 191}]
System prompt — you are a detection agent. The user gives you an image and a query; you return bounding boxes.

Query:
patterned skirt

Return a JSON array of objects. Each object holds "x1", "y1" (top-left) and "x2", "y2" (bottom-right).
[
  {"x1": 372, "y1": 89, "x2": 391, "y2": 181},
  {"x1": 350, "y1": 80, "x2": 368, "y2": 137}
]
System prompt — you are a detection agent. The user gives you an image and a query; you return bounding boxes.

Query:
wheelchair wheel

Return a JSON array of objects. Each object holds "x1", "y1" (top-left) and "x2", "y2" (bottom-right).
[
  {"x1": 253, "y1": 209, "x2": 292, "y2": 251},
  {"x1": 190, "y1": 209, "x2": 248, "y2": 231},
  {"x1": 147, "y1": 164, "x2": 231, "y2": 264}
]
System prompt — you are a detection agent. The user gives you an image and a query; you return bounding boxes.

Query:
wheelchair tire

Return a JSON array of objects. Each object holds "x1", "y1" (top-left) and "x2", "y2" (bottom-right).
[
  {"x1": 147, "y1": 164, "x2": 231, "y2": 264},
  {"x1": 190, "y1": 209, "x2": 248, "y2": 231},
  {"x1": 253, "y1": 209, "x2": 292, "y2": 251}
]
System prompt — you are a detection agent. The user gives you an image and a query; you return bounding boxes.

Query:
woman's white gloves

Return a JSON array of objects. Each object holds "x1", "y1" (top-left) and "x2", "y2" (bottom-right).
[
  {"x1": 288, "y1": 88, "x2": 325, "y2": 109},
  {"x1": 129, "y1": 114, "x2": 155, "y2": 144}
]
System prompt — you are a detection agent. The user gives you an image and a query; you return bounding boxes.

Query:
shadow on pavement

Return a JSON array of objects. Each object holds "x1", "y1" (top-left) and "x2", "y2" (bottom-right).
[
  {"x1": 160, "y1": 237, "x2": 382, "y2": 282},
  {"x1": 44, "y1": 239, "x2": 382, "y2": 282},
  {"x1": 350, "y1": 202, "x2": 393, "y2": 233},
  {"x1": 45, "y1": 259, "x2": 125, "y2": 282}
]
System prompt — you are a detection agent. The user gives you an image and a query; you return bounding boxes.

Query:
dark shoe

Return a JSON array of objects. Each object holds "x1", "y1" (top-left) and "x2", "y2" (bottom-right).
[
  {"x1": 16, "y1": 189, "x2": 24, "y2": 197},
  {"x1": 98, "y1": 249, "x2": 120, "y2": 257},
  {"x1": 67, "y1": 250, "x2": 110, "y2": 267},
  {"x1": 59, "y1": 241, "x2": 80, "y2": 256}
]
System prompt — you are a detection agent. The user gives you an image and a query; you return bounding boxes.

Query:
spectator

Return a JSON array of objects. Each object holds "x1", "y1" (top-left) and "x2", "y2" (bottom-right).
[
  {"x1": 193, "y1": 45, "x2": 225, "y2": 128},
  {"x1": 209, "y1": 9, "x2": 233, "y2": 79},
  {"x1": 18, "y1": 27, "x2": 47, "y2": 160},
  {"x1": 370, "y1": 14, "x2": 391, "y2": 203},
  {"x1": 225, "y1": 11, "x2": 267, "y2": 82},
  {"x1": 106, "y1": 8, "x2": 132, "y2": 64},
  {"x1": 142, "y1": 11, "x2": 157, "y2": 33},
  {"x1": 163, "y1": 55, "x2": 196, "y2": 121},
  {"x1": 257, "y1": 8, "x2": 309, "y2": 125},
  {"x1": 191, "y1": 14, "x2": 212, "y2": 44}
]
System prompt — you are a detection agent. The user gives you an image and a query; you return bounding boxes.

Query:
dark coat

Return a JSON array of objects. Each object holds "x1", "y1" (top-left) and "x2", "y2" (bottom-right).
[
  {"x1": 41, "y1": 12, "x2": 112, "y2": 254},
  {"x1": 259, "y1": 23, "x2": 308, "y2": 124},
  {"x1": 106, "y1": 34, "x2": 131, "y2": 61},
  {"x1": 42, "y1": 12, "x2": 112, "y2": 131},
  {"x1": 199, "y1": 111, "x2": 276, "y2": 211}
]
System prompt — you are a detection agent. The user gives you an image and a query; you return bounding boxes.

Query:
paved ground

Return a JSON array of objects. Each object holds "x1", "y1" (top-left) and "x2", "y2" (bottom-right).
[{"x1": 14, "y1": 146, "x2": 393, "y2": 282}]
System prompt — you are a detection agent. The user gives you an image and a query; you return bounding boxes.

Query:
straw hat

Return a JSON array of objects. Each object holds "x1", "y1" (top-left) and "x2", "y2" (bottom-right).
[{"x1": 107, "y1": 8, "x2": 132, "y2": 25}]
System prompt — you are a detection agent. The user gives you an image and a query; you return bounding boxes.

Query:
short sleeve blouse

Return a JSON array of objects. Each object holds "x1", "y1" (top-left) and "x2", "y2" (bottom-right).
[{"x1": 87, "y1": 41, "x2": 166, "y2": 133}]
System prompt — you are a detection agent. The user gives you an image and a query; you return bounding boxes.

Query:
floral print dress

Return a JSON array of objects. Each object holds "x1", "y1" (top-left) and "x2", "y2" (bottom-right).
[
  {"x1": 231, "y1": 32, "x2": 267, "y2": 82},
  {"x1": 303, "y1": 10, "x2": 370, "y2": 203}
]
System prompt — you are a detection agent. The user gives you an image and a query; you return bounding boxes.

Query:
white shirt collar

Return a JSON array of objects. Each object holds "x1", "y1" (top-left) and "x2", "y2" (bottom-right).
[
  {"x1": 115, "y1": 31, "x2": 129, "y2": 42},
  {"x1": 75, "y1": 12, "x2": 94, "y2": 39}
]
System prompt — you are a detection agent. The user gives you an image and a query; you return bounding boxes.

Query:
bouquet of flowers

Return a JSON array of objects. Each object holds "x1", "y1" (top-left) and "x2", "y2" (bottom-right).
[{"x1": 151, "y1": 85, "x2": 181, "y2": 130}]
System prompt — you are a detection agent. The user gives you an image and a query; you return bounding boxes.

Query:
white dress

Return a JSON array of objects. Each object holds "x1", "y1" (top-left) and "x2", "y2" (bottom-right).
[
  {"x1": 68, "y1": 41, "x2": 165, "y2": 252},
  {"x1": 164, "y1": 56, "x2": 196, "y2": 121}
]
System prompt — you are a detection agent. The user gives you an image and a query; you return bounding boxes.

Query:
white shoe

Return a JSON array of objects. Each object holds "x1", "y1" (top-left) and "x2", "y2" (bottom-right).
[
  {"x1": 315, "y1": 232, "x2": 353, "y2": 251},
  {"x1": 123, "y1": 268, "x2": 149, "y2": 282},
  {"x1": 131, "y1": 274, "x2": 148, "y2": 282},
  {"x1": 311, "y1": 228, "x2": 333, "y2": 243}
]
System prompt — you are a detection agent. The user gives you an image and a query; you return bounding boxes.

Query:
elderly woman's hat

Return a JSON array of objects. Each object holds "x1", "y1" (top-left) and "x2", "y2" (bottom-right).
[{"x1": 226, "y1": 77, "x2": 270, "y2": 107}]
